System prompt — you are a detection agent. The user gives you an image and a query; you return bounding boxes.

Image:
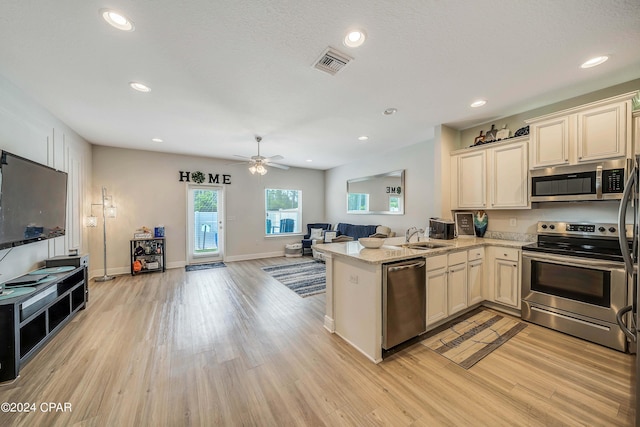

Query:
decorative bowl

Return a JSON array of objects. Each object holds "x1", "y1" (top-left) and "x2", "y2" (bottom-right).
[{"x1": 359, "y1": 237, "x2": 385, "y2": 249}]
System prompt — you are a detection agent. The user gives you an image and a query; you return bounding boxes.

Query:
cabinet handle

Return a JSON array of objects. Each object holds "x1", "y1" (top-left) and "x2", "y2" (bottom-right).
[{"x1": 513, "y1": 264, "x2": 517, "y2": 267}]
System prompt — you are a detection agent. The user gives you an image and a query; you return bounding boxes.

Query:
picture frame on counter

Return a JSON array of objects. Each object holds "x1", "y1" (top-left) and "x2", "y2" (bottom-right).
[{"x1": 454, "y1": 212, "x2": 475, "y2": 238}]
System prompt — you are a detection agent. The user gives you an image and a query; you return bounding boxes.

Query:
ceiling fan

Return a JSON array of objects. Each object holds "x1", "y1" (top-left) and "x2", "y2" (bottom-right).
[{"x1": 231, "y1": 136, "x2": 290, "y2": 175}]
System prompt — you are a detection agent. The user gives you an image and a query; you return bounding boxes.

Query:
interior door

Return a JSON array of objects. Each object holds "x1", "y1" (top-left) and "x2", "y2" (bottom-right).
[{"x1": 187, "y1": 185, "x2": 224, "y2": 264}]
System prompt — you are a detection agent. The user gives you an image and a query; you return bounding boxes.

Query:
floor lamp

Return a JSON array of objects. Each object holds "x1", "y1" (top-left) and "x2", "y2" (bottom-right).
[{"x1": 87, "y1": 187, "x2": 117, "y2": 282}]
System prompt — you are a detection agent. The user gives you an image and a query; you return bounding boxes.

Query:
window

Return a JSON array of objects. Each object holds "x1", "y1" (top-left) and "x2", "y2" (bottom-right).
[
  {"x1": 389, "y1": 195, "x2": 401, "y2": 212},
  {"x1": 347, "y1": 193, "x2": 369, "y2": 212},
  {"x1": 265, "y1": 189, "x2": 302, "y2": 235}
]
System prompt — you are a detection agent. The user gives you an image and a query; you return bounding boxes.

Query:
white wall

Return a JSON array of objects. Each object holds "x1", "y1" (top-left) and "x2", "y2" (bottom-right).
[
  {"x1": 325, "y1": 140, "x2": 437, "y2": 237},
  {"x1": 0, "y1": 74, "x2": 92, "y2": 281},
  {"x1": 90, "y1": 146, "x2": 325, "y2": 277}
]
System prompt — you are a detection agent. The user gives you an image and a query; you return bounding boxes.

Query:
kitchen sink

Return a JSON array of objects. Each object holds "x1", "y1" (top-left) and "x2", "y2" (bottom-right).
[{"x1": 402, "y1": 241, "x2": 452, "y2": 250}]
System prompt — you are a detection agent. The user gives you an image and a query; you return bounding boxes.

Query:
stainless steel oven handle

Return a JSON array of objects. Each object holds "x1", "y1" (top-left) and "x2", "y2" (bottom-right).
[
  {"x1": 522, "y1": 251, "x2": 624, "y2": 270},
  {"x1": 616, "y1": 305, "x2": 636, "y2": 342}
]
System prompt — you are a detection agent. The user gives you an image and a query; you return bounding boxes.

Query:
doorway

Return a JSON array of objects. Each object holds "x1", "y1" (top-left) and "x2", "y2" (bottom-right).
[{"x1": 187, "y1": 185, "x2": 224, "y2": 264}]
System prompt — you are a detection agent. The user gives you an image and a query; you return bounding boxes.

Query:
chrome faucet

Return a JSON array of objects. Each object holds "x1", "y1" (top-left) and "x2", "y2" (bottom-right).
[{"x1": 405, "y1": 227, "x2": 424, "y2": 243}]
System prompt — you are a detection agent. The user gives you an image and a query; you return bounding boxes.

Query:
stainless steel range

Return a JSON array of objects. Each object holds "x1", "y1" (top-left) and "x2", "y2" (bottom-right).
[{"x1": 521, "y1": 221, "x2": 633, "y2": 352}]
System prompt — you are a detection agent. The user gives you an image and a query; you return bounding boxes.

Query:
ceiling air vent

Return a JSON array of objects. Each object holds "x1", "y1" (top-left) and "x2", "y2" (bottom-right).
[{"x1": 313, "y1": 47, "x2": 353, "y2": 75}]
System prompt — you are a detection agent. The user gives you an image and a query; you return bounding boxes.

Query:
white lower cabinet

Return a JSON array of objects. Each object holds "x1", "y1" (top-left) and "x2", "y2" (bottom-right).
[
  {"x1": 447, "y1": 251, "x2": 468, "y2": 316},
  {"x1": 467, "y1": 247, "x2": 484, "y2": 306},
  {"x1": 426, "y1": 255, "x2": 448, "y2": 325},
  {"x1": 426, "y1": 246, "x2": 518, "y2": 328},
  {"x1": 490, "y1": 247, "x2": 521, "y2": 308}
]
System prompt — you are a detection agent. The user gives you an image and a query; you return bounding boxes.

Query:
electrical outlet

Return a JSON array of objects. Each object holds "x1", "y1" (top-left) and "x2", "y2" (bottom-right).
[
  {"x1": 509, "y1": 218, "x2": 517, "y2": 227},
  {"x1": 349, "y1": 275, "x2": 358, "y2": 284}
]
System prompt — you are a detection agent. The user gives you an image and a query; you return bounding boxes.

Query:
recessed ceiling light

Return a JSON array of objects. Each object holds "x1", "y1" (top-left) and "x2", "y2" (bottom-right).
[
  {"x1": 306, "y1": 159, "x2": 313, "y2": 162},
  {"x1": 383, "y1": 108, "x2": 397, "y2": 115},
  {"x1": 344, "y1": 30, "x2": 366, "y2": 48},
  {"x1": 129, "y1": 82, "x2": 151, "y2": 92},
  {"x1": 100, "y1": 9, "x2": 135, "y2": 32},
  {"x1": 151, "y1": 138, "x2": 163, "y2": 143},
  {"x1": 581, "y1": 56, "x2": 609, "y2": 69},
  {"x1": 470, "y1": 99, "x2": 487, "y2": 108},
  {"x1": 358, "y1": 136, "x2": 369, "y2": 141}
]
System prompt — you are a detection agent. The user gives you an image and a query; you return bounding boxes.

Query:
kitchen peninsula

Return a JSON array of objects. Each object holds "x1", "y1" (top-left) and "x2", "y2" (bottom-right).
[{"x1": 315, "y1": 237, "x2": 530, "y2": 362}]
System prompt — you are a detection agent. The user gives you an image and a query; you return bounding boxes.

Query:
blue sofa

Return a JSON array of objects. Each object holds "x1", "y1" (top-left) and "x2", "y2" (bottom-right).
[{"x1": 335, "y1": 223, "x2": 380, "y2": 241}]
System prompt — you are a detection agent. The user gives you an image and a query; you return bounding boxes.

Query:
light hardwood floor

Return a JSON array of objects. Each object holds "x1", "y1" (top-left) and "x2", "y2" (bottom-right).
[{"x1": 0, "y1": 257, "x2": 635, "y2": 426}]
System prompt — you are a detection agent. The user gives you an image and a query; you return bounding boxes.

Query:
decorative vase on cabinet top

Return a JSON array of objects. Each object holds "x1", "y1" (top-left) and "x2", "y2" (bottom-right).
[
  {"x1": 485, "y1": 124, "x2": 497, "y2": 142},
  {"x1": 473, "y1": 210, "x2": 488, "y2": 237},
  {"x1": 496, "y1": 125, "x2": 510, "y2": 140}
]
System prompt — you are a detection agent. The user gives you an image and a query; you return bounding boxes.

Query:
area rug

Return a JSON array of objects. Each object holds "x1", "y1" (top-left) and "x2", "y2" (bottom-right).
[
  {"x1": 261, "y1": 260, "x2": 326, "y2": 297},
  {"x1": 422, "y1": 309, "x2": 527, "y2": 369},
  {"x1": 185, "y1": 262, "x2": 226, "y2": 272}
]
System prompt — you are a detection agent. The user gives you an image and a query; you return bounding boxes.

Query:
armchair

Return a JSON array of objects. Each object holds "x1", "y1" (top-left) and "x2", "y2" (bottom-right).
[{"x1": 302, "y1": 223, "x2": 332, "y2": 255}]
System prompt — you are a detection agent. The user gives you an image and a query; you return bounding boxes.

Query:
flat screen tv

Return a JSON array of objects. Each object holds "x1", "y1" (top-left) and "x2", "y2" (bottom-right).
[{"x1": 0, "y1": 150, "x2": 67, "y2": 250}]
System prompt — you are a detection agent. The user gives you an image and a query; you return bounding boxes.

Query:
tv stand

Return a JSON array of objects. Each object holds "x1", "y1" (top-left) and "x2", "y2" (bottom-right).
[{"x1": 0, "y1": 265, "x2": 87, "y2": 382}]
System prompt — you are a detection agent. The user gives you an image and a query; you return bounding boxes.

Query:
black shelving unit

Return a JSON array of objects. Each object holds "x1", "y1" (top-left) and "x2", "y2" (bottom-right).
[
  {"x1": 130, "y1": 238, "x2": 166, "y2": 275},
  {"x1": 0, "y1": 266, "x2": 87, "y2": 382}
]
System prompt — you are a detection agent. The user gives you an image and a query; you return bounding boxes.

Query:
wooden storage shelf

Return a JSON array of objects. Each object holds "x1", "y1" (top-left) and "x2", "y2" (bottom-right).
[
  {"x1": 0, "y1": 265, "x2": 87, "y2": 382},
  {"x1": 130, "y1": 238, "x2": 166, "y2": 275}
]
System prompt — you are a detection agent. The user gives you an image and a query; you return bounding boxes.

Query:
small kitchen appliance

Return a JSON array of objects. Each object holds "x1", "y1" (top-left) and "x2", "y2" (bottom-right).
[
  {"x1": 428, "y1": 218, "x2": 455, "y2": 240},
  {"x1": 530, "y1": 158, "x2": 627, "y2": 203}
]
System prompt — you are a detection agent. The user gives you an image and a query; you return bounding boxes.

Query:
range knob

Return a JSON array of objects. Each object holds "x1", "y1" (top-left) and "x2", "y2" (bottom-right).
[
  {"x1": 609, "y1": 227, "x2": 616, "y2": 233},
  {"x1": 541, "y1": 224, "x2": 548, "y2": 229},
  {"x1": 549, "y1": 224, "x2": 555, "y2": 230},
  {"x1": 598, "y1": 227, "x2": 606, "y2": 232}
]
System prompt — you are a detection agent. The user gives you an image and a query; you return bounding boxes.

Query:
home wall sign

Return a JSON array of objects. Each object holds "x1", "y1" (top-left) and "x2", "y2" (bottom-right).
[
  {"x1": 179, "y1": 171, "x2": 231, "y2": 184},
  {"x1": 386, "y1": 186, "x2": 401, "y2": 194}
]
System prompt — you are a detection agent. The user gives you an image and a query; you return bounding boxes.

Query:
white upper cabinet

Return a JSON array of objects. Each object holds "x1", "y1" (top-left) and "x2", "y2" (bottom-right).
[
  {"x1": 527, "y1": 92, "x2": 636, "y2": 169},
  {"x1": 451, "y1": 150, "x2": 486, "y2": 209},
  {"x1": 489, "y1": 141, "x2": 529, "y2": 208},
  {"x1": 451, "y1": 137, "x2": 529, "y2": 210},
  {"x1": 529, "y1": 116, "x2": 570, "y2": 167},
  {"x1": 633, "y1": 111, "x2": 640, "y2": 156}
]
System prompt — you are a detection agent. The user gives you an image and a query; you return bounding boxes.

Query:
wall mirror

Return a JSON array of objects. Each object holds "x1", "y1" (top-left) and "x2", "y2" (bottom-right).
[{"x1": 346, "y1": 170, "x2": 404, "y2": 215}]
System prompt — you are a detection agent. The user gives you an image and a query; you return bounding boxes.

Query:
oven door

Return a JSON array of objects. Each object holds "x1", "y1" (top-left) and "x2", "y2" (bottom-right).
[{"x1": 522, "y1": 251, "x2": 628, "y2": 324}]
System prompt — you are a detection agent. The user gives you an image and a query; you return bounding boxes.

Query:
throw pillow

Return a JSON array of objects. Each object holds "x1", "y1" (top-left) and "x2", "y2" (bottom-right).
[{"x1": 310, "y1": 228, "x2": 324, "y2": 240}]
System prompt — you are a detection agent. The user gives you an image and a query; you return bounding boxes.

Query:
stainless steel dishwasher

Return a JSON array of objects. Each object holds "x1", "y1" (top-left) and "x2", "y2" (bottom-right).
[{"x1": 382, "y1": 258, "x2": 426, "y2": 350}]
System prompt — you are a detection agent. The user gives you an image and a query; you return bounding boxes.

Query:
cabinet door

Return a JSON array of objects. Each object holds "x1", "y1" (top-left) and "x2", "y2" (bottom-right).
[
  {"x1": 467, "y1": 259, "x2": 483, "y2": 306},
  {"x1": 530, "y1": 116, "x2": 570, "y2": 168},
  {"x1": 635, "y1": 113, "x2": 640, "y2": 156},
  {"x1": 447, "y1": 262, "x2": 467, "y2": 315},
  {"x1": 489, "y1": 141, "x2": 529, "y2": 208},
  {"x1": 494, "y1": 258, "x2": 519, "y2": 307},
  {"x1": 426, "y1": 266, "x2": 448, "y2": 325},
  {"x1": 455, "y1": 151, "x2": 486, "y2": 209},
  {"x1": 577, "y1": 101, "x2": 627, "y2": 162}
]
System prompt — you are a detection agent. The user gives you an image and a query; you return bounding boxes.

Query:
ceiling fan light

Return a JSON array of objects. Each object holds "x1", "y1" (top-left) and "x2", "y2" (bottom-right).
[
  {"x1": 249, "y1": 165, "x2": 257, "y2": 174},
  {"x1": 256, "y1": 164, "x2": 267, "y2": 175}
]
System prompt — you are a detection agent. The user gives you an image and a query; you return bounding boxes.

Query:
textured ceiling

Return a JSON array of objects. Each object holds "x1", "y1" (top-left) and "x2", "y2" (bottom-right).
[{"x1": 0, "y1": 0, "x2": 639, "y2": 169}]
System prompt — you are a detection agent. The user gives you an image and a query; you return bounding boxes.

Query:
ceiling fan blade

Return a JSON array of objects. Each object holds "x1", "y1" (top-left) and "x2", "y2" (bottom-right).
[
  {"x1": 268, "y1": 162, "x2": 290, "y2": 170},
  {"x1": 226, "y1": 160, "x2": 252, "y2": 166},
  {"x1": 233, "y1": 154, "x2": 253, "y2": 160},
  {"x1": 265, "y1": 154, "x2": 284, "y2": 162}
]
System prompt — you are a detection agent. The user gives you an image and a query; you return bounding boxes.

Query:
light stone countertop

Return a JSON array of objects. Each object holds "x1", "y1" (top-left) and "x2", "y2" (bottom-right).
[{"x1": 313, "y1": 236, "x2": 532, "y2": 264}]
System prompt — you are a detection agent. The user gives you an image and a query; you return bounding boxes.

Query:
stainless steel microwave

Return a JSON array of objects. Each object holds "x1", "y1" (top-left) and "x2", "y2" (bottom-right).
[{"x1": 530, "y1": 159, "x2": 628, "y2": 202}]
